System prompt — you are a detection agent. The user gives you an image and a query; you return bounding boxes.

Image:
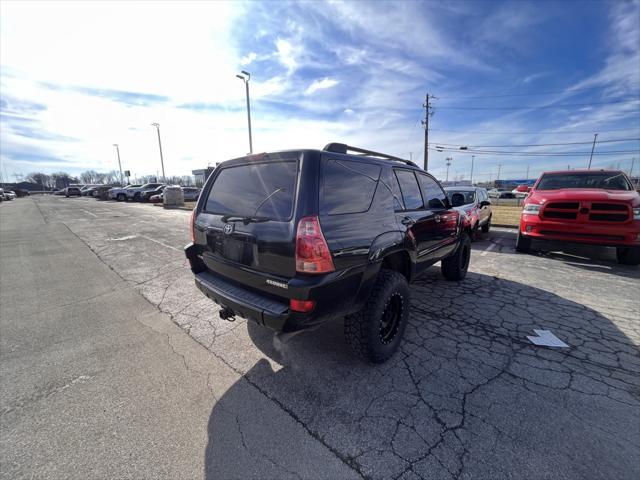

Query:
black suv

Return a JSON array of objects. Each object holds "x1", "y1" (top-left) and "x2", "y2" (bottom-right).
[{"x1": 185, "y1": 143, "x2": 471, "y2": 363}]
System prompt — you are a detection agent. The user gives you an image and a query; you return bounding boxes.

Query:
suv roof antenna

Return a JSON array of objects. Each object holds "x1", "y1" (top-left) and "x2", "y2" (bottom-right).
[{"x1": 323, "y1": 143, "x2": 418, "y2": 167}]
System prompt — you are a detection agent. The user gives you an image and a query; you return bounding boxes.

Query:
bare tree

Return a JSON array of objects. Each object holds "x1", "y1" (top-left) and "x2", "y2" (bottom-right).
[
  {"x1": 79, "y1": 170, "x2": 101, "y2": 184},
  {"x1": 25, "y1": 172, "x2": 52, "y2": 190},
  {"x1": 51, "y1": 172, "x2": 74, "y2": 189}
]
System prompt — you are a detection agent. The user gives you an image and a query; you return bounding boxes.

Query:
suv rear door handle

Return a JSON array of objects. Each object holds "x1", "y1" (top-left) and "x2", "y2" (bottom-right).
[{"x1": 401, "y1": 216, "x2": 416, "y2": 226}]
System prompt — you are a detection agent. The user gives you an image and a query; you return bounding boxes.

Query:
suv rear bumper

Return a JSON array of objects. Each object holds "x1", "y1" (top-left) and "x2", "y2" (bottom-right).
[
  {"x1": 185, "y1": 243, "x2": 375, "y2": 332},
  {"x1": 519, "y1": 215, "x2": 640, "y2": 247},
  {"x1": 195, "y1": 270, "x2": 290, "y2": 330}
]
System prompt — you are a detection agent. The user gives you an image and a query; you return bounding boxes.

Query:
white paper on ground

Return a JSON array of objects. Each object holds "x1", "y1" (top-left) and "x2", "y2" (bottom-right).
[{"x1": 527, "y1": 329, "x2": 569, "y2": 348}]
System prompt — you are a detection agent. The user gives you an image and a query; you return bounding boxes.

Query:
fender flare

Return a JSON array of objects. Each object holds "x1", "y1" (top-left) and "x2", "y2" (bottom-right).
[{"x1": 351, "y1": 231, "x2": 410, "y2": 311}]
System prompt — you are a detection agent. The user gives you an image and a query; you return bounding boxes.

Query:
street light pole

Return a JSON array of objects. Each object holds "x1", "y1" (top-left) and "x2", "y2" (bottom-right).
[
  {"x1": 445, "y1": 156, "x2": 453, "y2": 182},
  {"x1": 470, "y1": 155, "x2": 475, "y2": 185},
  {"x1": 113, "y1": 144, "x2": 123, "y2": 185},
  {"x1": 236, "y1": 71, "x2": 253, "y2": 154},
  {"x1": 151, "y1": 123, "x2": 166, "y2": 182},
  {"x1": 587, "y1": 133, "x2": 598, "y2": 169}
]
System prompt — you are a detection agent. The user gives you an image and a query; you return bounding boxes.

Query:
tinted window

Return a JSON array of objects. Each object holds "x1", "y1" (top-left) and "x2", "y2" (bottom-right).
[
  {"x1": 395, "y1": 170, "x2": 423, "y2": 210},
  {"x1": 389, "y1": 171, "x2": 405, "y2": 211},
  {"x1": 536, "y1": 172, "x2": 632, "y2": 191},
  {"x1": 446, "y1": 190, "x2": 475, "y2": 205},
  {"x1": 322, "y1": 158, "x2": 381, "y2": 215},
  {"x1": 206, "y1": 161, "x2": 297, "y2": 221},
  {"x1": 418, "y1": 174, "x2": 448, "y2": 209}
]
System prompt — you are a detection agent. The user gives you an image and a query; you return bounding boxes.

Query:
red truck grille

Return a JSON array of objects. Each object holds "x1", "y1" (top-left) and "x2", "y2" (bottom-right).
[
  {"x1": 543, "y1": 202, "x2": 579, "y2": 220},
  {"x1": 542, "y1": 202, "x2": 630, "y2": 223}
]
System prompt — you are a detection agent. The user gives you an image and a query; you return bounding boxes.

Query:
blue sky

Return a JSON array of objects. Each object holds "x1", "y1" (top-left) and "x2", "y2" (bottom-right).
[{"x1": 1, "y1": 0, "x2": 639, "y2": 183}]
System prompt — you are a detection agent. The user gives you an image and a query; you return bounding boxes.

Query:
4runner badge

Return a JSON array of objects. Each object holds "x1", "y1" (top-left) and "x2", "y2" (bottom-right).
[
  {"x1": 223, "y1": 224, "x2": 234, "y2": 235},
  {"x1": 266, "y1": 279, "x2": 288, "y2": 289}
]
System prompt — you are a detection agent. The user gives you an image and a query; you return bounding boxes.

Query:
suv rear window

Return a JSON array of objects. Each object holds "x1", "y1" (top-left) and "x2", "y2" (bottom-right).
[
  {"x1": 321, "y1": 158, "x2": 381, "y2": 215},
  {"x1": 205, "y1": 161, "x2": 298, "y2": 221}
]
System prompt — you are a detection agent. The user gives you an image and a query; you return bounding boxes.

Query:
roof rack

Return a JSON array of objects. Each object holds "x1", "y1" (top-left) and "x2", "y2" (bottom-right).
[{"x1": 323, "y1": 143, "x2": 418, "y2": 167}]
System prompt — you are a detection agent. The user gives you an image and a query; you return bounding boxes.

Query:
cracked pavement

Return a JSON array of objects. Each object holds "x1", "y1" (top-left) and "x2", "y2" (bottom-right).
[{"x1": 5, "y1": 196, "x2": 640, "y2": 479}]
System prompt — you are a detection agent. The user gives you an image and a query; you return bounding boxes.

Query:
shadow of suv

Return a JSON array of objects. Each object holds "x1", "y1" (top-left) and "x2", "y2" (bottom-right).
[{"x1": 185, "y1": 143, "x2": 470, "y2": 362}]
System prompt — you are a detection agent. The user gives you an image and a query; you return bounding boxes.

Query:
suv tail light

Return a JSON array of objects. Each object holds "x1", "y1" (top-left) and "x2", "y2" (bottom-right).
[
  {"x1": 190, "y1": 209, "x2": 196, "y2": 242},
  {"x1": 290, "y1": 299, "x2": 315, "y2": 313},
  {"x1": 295, "y1": 216, "x2": 335, "y2": 274}
]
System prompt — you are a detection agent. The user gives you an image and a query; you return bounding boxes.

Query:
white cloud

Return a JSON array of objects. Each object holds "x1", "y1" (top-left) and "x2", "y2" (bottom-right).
[
  {"x1": 239, "y1": 52, "x2": 257, "y2": 66},
  {"x1": 304, "y1": 78, "x2": 339, "y2": 95},
  {"x1": 276, "y1": 38, "x2": 298, "y2": 73}
]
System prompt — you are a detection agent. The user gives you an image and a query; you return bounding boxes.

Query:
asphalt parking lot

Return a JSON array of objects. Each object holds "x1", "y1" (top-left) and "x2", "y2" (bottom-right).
[{"x1": 2, "y1": 195, "x2": 639, "y2": 480}]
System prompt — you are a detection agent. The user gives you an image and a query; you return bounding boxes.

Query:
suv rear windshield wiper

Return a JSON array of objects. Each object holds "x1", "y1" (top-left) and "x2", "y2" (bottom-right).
[{"x1": 220, "y1": 215, "x2": 272, "y2": 224}]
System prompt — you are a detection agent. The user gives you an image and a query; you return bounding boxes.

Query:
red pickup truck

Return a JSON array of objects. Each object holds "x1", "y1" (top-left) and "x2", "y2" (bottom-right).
[{"x1": 516, "y1": 170, "x2": 640, "y2": 265}]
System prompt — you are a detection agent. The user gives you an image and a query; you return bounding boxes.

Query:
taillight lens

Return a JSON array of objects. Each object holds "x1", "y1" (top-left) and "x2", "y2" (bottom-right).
[
  {"x1": 190, "y1": 209, "x2": 196, "y2": 242},
  {"x1": 290, "y1": 299, "x2": 315, "y2": 313},
  {"x1": 295, "y1": 216, "x2": 335, "y2": 274}
]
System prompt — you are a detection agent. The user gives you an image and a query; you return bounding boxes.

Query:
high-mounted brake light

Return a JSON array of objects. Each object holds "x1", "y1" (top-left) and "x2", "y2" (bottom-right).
[
  {"x1": 295, "y1": 216, "x2": 335, "y2": 274},
  {"x1": 190, "y1": 209, "x2": 196, "y2": 242}
]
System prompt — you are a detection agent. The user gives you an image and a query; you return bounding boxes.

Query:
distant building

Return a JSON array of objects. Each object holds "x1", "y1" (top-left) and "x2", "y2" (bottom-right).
[{"x1": 192, "y1": 167, "x2": 216, "y2": 187}]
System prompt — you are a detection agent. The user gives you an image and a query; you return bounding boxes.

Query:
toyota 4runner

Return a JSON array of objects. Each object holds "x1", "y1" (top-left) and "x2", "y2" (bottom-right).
[{"x1": 185, "y1": 143, "x2": 470, "y2": 363}]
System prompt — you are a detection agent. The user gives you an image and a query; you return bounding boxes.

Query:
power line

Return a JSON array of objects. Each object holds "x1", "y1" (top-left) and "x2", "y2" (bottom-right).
[
  {"x1": 435, "y1": 99, "x2": 640, "y2": 110},
  {"x1": 432, "y1": 138, "x2": 640, "y2": 148},
  {"x1": 439, "y1": 86, "x2": 640, "y2": 99},
  {"x1": 429, "y1": 127, "x2": 640, "y2": 135},
  {"x1": 428, "y1": 147, "x2": 640, "y2": 157}
]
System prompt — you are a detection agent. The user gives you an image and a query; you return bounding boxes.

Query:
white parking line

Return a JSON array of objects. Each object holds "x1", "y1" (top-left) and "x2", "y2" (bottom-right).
[
  {"x1": 83, "y1": 209, "x2": 98, "y2": 218},
  {"x1": 140, "y1": 235, "x2": 181, "y2": 252},
  {"x1": 481, "y1": 243, "x2": 496, "y2": 256}
]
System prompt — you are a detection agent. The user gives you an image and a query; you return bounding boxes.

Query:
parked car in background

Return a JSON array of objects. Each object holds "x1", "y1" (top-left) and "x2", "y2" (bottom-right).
[
  {"x1": 2, "y1": 190, "x2": 17, "y2": 200},
  {"x1": 80, "y1": 185, "x2": 101, "y2": 196},
  {"x1": 53, "y1": 189, "x2": 66, "y2": 196},
  {"x1": 65, "y1": 187, "x2": 82, "y2": 197},
  {"x1": 93, "y1": 185, "x2": 114, "y2": 200},
  {"x1": 0, "y1": 188, "x2": 3, "y2": 202},
  {"x1": 141, "y1": 185, "x2": 166, "y2": 202},
  {"x1": 444, "y1": 187, "x2": 492, "y2": 239},
  {"x1": 149, "y1": 193, "x2": 163, "y2": 203},
  {"x1": 182, "y1": 187, "x2": 201, "y2": 202},
  {"x1": 185, "y1": 143, "x2": 470, "y2": 363},
  {"x1": 516, "y1": 169, "x2": 640, "y2": 265},
  {"x1": 488, "y1": 189, "x2": 515, "y2": 199},
  {"x1": 15, "y1": 189, "x2": 30, "y2": 197},
  {"x1": 127, "y1": 183, "x2": 164, "y2": 201},
  {"x1": 109, "y1": 185, "x2": 141, "y2": 201},
  {"x1": 512, "y1": 184, "x2": 531, "y2": 198}
]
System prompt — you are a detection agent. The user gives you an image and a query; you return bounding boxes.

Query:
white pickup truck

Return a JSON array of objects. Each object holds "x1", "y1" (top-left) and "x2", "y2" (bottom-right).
[{"x1": 109, "y1": 184, "x2": 142, "y2": 201}]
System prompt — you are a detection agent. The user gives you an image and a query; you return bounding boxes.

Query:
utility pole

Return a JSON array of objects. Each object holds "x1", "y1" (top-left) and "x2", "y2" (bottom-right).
[
  {"x1": 587, "y1": 133, "x2": 598, "y2": 169},
  {"x1": 113, "y1": 144, "x2": 123, "y2": 185},
  {"x1": 151, "y1": 123, "x2": 166, "y2": 182},
  {"x1": 236, "y1": 71, "x2": 253, "y2": 154},
  {"x1": 497, "y1": 164, "x2": 502, "y2": 181},
  {"x1": 470, "y1": 155, "x2": 475, "y2": 185},
  {"x1": 630, "y1": 157, "x2": 635, "y2": 176},
  {"x1": 422, "y1": 93, "x2": 434, "y2": 172},
  {"x1": 445, "y1": 156, "x2": 453, "y2": 182},
  {"x1": 526, "y1": 164, "x2": 530, "y2": 180}
]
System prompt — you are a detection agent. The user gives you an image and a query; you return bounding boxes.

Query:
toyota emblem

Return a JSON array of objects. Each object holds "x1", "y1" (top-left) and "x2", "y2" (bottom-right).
[{"x1": 223, "y1": 223, "x2": 234, "y2": 235}]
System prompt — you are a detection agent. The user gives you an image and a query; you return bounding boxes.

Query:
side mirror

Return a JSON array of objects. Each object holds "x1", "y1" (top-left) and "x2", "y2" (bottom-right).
[{"x1": 480, "y1": 200, "x2": 491, "y2": 207}]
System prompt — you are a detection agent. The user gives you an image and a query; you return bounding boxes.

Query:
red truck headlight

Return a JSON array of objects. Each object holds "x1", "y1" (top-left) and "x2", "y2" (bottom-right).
[
  {"x1": 633, "y1": 207, "x2": 640, "y2": 220},
  {"x1": 522, "y1": 204, "x2": 541, "y2": 215}
]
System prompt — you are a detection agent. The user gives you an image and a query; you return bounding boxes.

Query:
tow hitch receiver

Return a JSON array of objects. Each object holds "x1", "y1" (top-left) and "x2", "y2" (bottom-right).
[{"x1": 219, "y1": 306, "x2": 236, "y2": 322}]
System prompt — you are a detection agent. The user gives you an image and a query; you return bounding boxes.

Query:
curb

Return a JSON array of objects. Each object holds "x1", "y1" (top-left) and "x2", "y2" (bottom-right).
[{"x1": 492, "y1": 224, "x2": 518, "y2": 229}]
